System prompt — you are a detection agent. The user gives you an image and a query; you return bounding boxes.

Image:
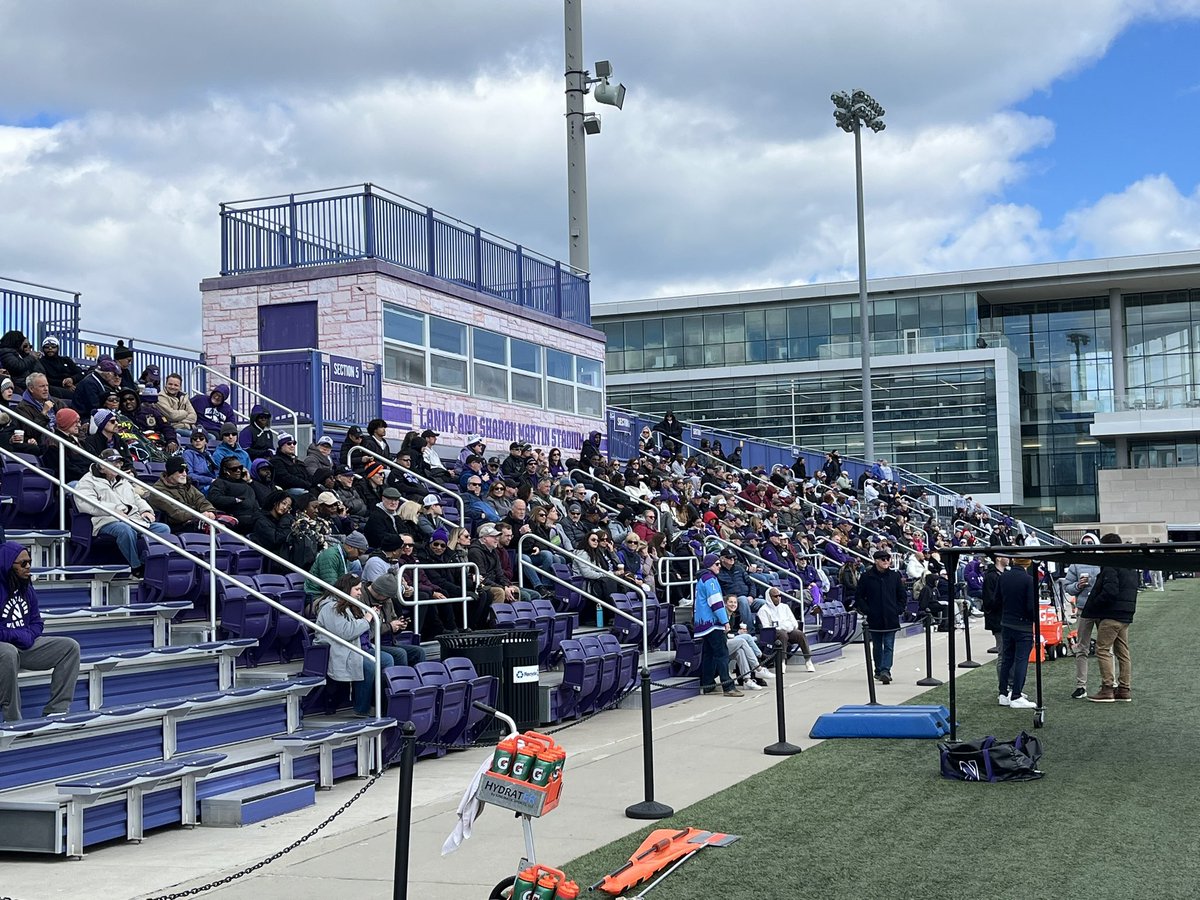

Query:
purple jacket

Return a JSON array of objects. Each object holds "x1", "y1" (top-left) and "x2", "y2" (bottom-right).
[
  {"x1": 0, "y1": 542, "x2": 43, "y2": 649},
  {"x1": 191, "y1": 384, "x2": 238, "y2": 433}
]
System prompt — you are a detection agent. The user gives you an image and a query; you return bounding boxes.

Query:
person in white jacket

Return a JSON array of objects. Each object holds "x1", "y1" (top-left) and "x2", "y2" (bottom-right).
[
  {"x1": 756, "y1": 586, "x2": 815, "y2": 672},
  {"x1": 74, "y1": 449, "x2": 171, "y2": 575}
]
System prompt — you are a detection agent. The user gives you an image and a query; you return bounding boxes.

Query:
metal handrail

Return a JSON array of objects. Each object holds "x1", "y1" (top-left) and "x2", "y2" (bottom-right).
[
  {"x1": 0, "y1": 406, "x2": 386, "y2": 754},
  {"x1": 516, "y1": 532, "x2": 645, "y2": 638},
  {"x1": 347, "y1": 445, "x2": 465, "y2": 529},
  {"x1": 700, "y1": 535, "x2": 808, "y2": 611},
  {"x1": 78, "y1": 329, "x2": 203, "y2": 357},
  {"x1": 188, "y1": 362, "x2": 302, "y2": 443},
  {"x1": 568, "y1": 467, "x2": 647, "y2": 511},
  {"x1": 390, "y1": 560, "x2": 479, "y2": 634}
]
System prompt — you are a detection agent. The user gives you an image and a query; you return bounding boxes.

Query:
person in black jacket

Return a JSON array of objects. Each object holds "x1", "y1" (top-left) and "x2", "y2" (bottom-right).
[
  {"x1": 980, "y1": 555, "x2": 1004, "y2": 653},
  {"x1": 270, "y1": 434, "x2": 310, "y2": 492},
  {"x1": 652, "y1": 411, "x2": 682, "y2": 453},
  {"x1": 996, "y1": 557, "x2": 1038, "y2": 709},
  {"x1": 1085, "y1": 533, "x2": 1139, "y2": 702},
  {"x1": 206, "y1": 456, "x2": 261, "y2": 534},
  {"x1": 855, "y1": 548, "x2": 906, "y2": 684},
  {"x1": 38, "y1": 337, "x2": 84, "y2": 396},
  {"x1": 251, "y1": 490, "x2": 294, "y2": 560}
]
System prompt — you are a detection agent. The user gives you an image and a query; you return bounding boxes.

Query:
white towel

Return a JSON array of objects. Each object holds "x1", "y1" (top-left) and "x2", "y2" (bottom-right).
[{"x1": 441, "y1": 756, "x2": 493, "y2": 855}]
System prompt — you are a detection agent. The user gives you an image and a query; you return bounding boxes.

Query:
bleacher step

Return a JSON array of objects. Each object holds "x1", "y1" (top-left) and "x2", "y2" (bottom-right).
[{"x1": 200, "y1": 778, "x2": 315, "y2": 827}]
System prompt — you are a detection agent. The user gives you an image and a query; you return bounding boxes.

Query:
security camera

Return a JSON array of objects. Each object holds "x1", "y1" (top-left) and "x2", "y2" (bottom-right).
[{"x1": 583, "y1": 113, "x2": 602, "y2": 135}]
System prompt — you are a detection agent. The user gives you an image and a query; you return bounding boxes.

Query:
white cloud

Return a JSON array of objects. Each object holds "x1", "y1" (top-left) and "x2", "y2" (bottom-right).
[
  {"x1": 1062, "y1": 174, "x2": 1200, "y2": 256},
  {"x1": 0, "y1": 0, "x2": 1198, "y2": 346}
]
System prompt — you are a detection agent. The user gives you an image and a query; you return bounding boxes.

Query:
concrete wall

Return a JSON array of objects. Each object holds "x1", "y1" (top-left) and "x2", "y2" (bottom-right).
[
  {"x1": 1099, "y1": 467, "x2": 1200, "y2": 527},
  {"x1": 1056, "y1": 521, "x2": 1168, "y2": 543},
  {"x1": 200, "y1": 259, "x2": 606, "y2": 451}
]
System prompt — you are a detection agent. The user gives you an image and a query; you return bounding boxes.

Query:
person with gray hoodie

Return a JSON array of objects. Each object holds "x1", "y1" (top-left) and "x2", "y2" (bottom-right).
[{"x1": 1064, "y1": 532, "x2": 1101, "y2": 699}]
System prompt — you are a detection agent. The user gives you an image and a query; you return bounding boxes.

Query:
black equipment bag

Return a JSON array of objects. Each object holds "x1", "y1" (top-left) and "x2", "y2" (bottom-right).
[{"x1": 938, "y1": 731, "x2": 1044, "y2": 782}]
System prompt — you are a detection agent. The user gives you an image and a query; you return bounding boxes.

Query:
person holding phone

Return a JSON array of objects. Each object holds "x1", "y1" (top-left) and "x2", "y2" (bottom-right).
[{"x1": 1064, "y1": 532, "x2": 1102, "y2": 700}]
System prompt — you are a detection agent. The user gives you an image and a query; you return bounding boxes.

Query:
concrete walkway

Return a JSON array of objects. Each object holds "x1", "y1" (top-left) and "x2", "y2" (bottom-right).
[{"x1": 2, "y1": 624, "x2": 996, "y2": 900}]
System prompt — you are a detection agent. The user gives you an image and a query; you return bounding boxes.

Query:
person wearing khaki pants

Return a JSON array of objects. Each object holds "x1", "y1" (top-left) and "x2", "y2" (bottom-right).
[{"x1": 1085, "y1": 533, "x2": 1139, "y2": 703}]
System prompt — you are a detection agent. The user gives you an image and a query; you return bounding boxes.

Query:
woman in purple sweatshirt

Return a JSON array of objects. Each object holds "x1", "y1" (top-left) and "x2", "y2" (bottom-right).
[{"x1": 0, "y1": 542, "x2": 81, "y2": 721}]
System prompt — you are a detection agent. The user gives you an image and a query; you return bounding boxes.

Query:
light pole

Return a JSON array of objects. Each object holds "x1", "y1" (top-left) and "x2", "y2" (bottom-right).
[
  {"x1": 563, "y1": 1, "x2": 626, "y2": 274},
  {"x1": 832, "y1": 89, "x2": 885, "y2": 464}
]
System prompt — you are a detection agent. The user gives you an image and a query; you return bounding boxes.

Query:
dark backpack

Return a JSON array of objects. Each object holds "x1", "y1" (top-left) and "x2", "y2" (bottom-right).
[
  {"x1": 284, "y1": 526, "x2": 323, "y2": 571},
  {"x1": 939, "y1": 731, "x2": 1043, "y2": 782}
]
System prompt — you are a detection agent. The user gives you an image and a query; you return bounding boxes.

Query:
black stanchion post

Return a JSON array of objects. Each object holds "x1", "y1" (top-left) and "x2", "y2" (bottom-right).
[
  {"x1": 625, "y1": 667, "x2": 674, "y2": 820},
  {"x1": 946, "y1": 553, "x2": 959, "y2": 742},
  {"x1": 917, "y1": 615, "x2": 943, "y2": 686},
  {"x1": 959, "y1": 599, "x2": 981, "y2": 669},
  {"x1": 392, "y1": 721, "x2": 417, "y2": 900},
  {"x1": 861, "y1": 623, "x2": 878, "y2": 705},
  {"x1": 1033, "y1": 614, "x2": 1045, "y2": 728},
  {"x1": 764, "y1": 639, "x2": 802, "y2": 756}
]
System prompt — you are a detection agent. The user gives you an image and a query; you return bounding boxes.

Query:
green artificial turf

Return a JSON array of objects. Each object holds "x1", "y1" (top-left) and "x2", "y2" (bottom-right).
[{"x1": 567, "y1": 580, "x2": 1200, "y2": 900}]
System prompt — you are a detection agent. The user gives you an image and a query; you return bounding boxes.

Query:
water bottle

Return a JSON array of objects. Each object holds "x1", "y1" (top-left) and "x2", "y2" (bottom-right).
[{"x1": 511, "y1": 867, "x2": 539, "y2": 900}]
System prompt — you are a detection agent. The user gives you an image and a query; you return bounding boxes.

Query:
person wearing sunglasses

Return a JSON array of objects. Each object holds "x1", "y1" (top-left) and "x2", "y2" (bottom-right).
[
  {"x1": 206, "y1": 455, "x2": 262, "y2": 534},
  {"x1": 0, "y1": 543, "x2": 82, "y2": 721},
  {"x1": 75, "y1": 449, "x2": 172, "y2": 576}
]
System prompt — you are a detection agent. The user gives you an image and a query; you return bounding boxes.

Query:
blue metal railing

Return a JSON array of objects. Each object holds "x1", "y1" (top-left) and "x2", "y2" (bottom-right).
[
  {"x1": 230, "y1": 349, "x2": 381, "y2": 435},
  {"x1": 69, "y1": 330, "x2": 203, "y2": 388},
  {"x1": 0, "y1": 277, "x2": 81, "y2": 347},
  {"x1": 220, "y1": 184, "x2": 592, "y2": 326}
]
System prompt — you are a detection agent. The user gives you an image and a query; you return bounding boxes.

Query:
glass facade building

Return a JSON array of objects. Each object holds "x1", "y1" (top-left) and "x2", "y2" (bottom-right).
[{"x1": 594, "y1": 252, "x2": 1200, "y2": 530}]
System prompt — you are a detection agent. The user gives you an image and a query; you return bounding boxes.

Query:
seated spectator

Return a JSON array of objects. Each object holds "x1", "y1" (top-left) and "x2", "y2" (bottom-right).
[
  {"x1": 417, "y1": 493, "x2": 442, "y2": 540},
  {"x1": 362, "y1": 419, "x2": 390, "y2": 458},
  {"x1": 252, "y1": 490, "x2": 294, "y2": 560},
  {"x1": 463, "y1": 474, "x2": 500, "y2": 524},
  {"x1": 0, "y1": 380, "x2": 38, "y2": 454},
  {"x1": 466, "y1": 523, "x2": 522, "y2": 617},
  {"x1": 212, "y1": 422, "x2": 251, "y2": 473},
  {"x1": 362, "y1": 572, "x2": 428, "y2": 663},
  {"x1": 206, "y1": 454, "x2": 261, "y2": 534},
  {"x1": 191, "y1": 384, "x2": 237, "y2": 434},
  {"x1": 71, "y1": 357, "x2": 121, "y2": 416},
  {"x1": 415, "y1": 429, "x2": 451, "y2": 482},
  {"x1": 417, "y1": 527, "x2": 469, "y2": 633},
  {"x1": 338, "y1": 425, "x2": 364, "y2": 469},
  {"x1": 572, "y1": 528, "x2": 620, "y2": 616},
  {"x1": 304, "y1": 434, "x2": 336, "y2": 477},
  {"x1": 385, "y1": 449, "x2": 426, "y2": 503},
  {"x1": 157, "y1": 373, "x2": 197, "y2": 433},
  {"x1": 311, "y1": 573, "x2": 381, "y2": 717},
  {"x1": 0, "y1": 331, "x2": 47, "y2": 393},
  {"x1": 119, "y1": 387, "x2": 177, "y2": 452},
  {"x1": 75, "y1": 449, "x2": 172, "y2": 576},
  {"x1": 112, "y1": 345, "x2": 138, "y2": 393},
  {"x1": 14, "y1": 372, "x2": 63, "y2": 432},
  {"x1": 82, "y1": 409, "x2": 133, "y2": 465},
  {"x1": 148, "y1": 457, "x2": 218, "y2": 532},
  {"x1": 457, "y1": 453, "x2": 486, "y2": 492},
  {"x1": 723, "y1": 595, "x2": 769, "y2": 689},
  {"x1": 271, "y1": 433, "x2": 311, "y2": 493},
  {"x1": 182, "y1": 429, "x2": 218, "y2": 493},
  {"x1": 716, "y1": 547, "x2": 764, "y2": 627},
  {"x1": 363, "y1": 486, "x2": 405, "y2": 548},
  {"x1": 281, "y1": 493, "x2": 330, "y2": 571},
  {"x1": 315, "y1": 490, "x2": 353, "y2": 538},
  {"x1": 0, "y1": 542, "x2": 81, "y2": 721},
  {"x1": 38, "y1": 336, "x2": 84, "y2": 396},
  {"x1": 239, "y1": 406, "x2": 277, "y2": 460},
  {"x1": 357, "y1": 461, "x2": 386, "y2": 509},
  {"x1": 305, "y1": 530, "x2": 370, "y2": 603},
  {"x1": 332, "y1": 466, "x2": 368, "y2": 526},
  {"x1": 458, "y1": 434, "x2": 487, "y2": 472},
  {"x1": 249, "y1": 457, "x2": 276, "y2": 506},
  {"x1": 486, "y1": 479, "x2": 514, "y2": 518},
  {"x1": 138, "y1": 364, "x2": 161, "y2": 390},
  {"x1": 756, "y1": 586, "x2": 815, "y2": 672},
  {"x1": 39, "y1": 407, "x2": 89, "y2": 483}
]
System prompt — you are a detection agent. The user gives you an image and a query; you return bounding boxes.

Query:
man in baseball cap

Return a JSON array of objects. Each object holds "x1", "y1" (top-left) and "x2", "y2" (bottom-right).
[{"x1": 694, "y1": 551, "x2": 742, "y2": 697}]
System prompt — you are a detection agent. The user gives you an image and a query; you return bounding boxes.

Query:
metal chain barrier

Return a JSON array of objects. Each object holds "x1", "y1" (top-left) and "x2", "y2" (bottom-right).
[{"x1": 110, "y1": 671, "x2": 663, "y2": 899}]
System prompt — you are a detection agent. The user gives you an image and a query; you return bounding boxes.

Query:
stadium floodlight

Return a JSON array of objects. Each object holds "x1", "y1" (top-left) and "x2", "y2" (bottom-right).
[{"x1": 832, "y1": 88, "x2": 886, "y2": 463}]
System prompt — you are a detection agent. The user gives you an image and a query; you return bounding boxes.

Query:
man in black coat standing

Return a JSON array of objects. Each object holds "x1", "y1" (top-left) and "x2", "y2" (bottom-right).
[
  {"x1": 855, "y1": 548, "x2": 906, "y2": 684},
  {"x1": 996, "y1": 557, "x2": 1037, "y2": 709},
  {"x1": 1086, "y1": 532, "x2": 1139, "y2": 702}
]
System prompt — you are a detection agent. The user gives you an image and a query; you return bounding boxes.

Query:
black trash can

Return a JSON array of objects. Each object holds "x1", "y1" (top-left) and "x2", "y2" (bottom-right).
[{"x1": 439, "y1": 629, "x2": 539, "y2": 740}]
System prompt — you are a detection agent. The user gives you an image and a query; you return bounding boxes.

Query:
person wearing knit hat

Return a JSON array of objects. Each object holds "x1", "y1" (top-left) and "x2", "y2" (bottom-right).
[
  {"x1": 694, "y1": 551, "x2": 741, "y2": 697},
  {"x1": 42, "y1": 406, "x2": 90, "y2": 482},
  {"x1": 417, "y1": 524, "x2": 467, "y2": 635}
]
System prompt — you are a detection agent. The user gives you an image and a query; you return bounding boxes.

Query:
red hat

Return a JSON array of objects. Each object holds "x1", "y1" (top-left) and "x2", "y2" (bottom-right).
[{"x1": 55, "y1": 408, "x2": 80, "y2": 431}]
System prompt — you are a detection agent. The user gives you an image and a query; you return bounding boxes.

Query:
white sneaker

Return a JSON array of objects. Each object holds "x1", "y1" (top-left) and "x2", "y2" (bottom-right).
[
  {"x1": 998, "y1": 693, "x2": 1010, "y2": 706},
  {"x1": 805, "y1": 660, "x2": 816, "y2": 672},
  {"x1": 755, "y1": 666, "x2": 775, "y2": 679},
  {"x1": 1009, "y1": 695, "x2": 1036, "y2": 709},
  {"x1": 743, "y1": 679, "x2": 763, "y2": 690},
  {"x1": 970, "y1": 608, "x2": 984, "y2": 617}
]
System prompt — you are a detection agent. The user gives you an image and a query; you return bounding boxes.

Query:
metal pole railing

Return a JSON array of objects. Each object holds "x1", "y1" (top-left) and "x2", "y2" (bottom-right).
[
  {"x1": 390, "y1": 561, "x2": 478, "y2": 635},
  {"x1": 0, "y1": 406, "x2": 386, "y2": 752},
  {"x1": 189, "y1": 362, "x2": 301, "y2": 445},
  {"x1": 515, "y1": 533, "x2": 643, "y2": 631},
  {"x1": 347, "y1": 445, "x2": 465, "y2": 530}
]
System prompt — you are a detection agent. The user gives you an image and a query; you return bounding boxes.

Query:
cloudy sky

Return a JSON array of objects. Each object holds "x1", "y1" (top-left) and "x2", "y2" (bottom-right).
[{"x1": 2, "y1": 0, "x2": 1200, "y2": 347}]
